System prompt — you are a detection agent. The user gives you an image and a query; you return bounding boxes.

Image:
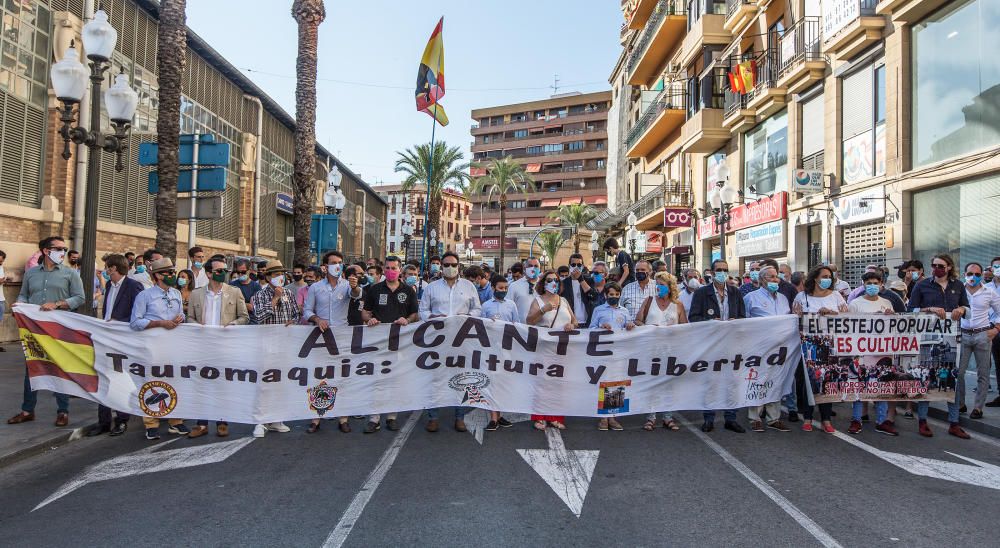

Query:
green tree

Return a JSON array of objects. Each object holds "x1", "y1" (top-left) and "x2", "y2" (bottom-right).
[
  {"x1": 538, "y1": 231, "x2": 565, "y2": 270},
  {"x1": 154, "y1": 0, "x2": 187, "y2": 260},
  {"x1": 468, "y1": 156, "x2": 533, "y2": 269},
  {"x1": 395, "y1": 141, "x2": 469, "y2": 256},
  {"x1": 547, "y1": 202, "x2": 597, "y2": 254}
]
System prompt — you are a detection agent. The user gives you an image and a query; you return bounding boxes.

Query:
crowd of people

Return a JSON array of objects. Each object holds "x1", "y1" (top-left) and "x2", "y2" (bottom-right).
[{"x1": 6, "y1": 235, "x2": 1000, "y2": 443}]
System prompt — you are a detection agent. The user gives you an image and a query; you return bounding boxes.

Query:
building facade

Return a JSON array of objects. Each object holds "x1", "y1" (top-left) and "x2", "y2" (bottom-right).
[
  {"x1": 599, "y1": 0, "x2": 999, "y2": 287},
  {"x1": 0, "y1": 0, "x2": 385, "y2": 290},
  {"x1": 376, "y1": 183, "x2": 470, "y2": 261},
  {"x1": 470, "y1": 91, "x2": 611, "y2": 270}
]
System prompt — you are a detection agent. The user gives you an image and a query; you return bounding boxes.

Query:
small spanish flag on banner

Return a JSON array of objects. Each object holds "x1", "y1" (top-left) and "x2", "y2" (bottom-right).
[
  {"x1": 415, "y1": 17, "x2": 449, "y2": 126},
  {"x1": 15, "y1": 312, "x2": 98, "y2": 393}
]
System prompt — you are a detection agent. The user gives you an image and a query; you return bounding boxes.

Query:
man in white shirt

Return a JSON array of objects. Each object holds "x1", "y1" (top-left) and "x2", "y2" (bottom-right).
[
  {"x1": 188, "y1": 246, "x2": 209, "y2": 288},
  {"x1": 958, "y1": 262, "x2": 1000, "y2": 418},
  {"x1": 847, "y1": 272, "x2": 895, "y2": 314},
  {"x1": 987, "y1": 255, "x2": 1000, "y2": 408},
  {"x1": 678, "y1": 268, "x2": 701, "y2": 312},
  {"x1": 829, "y1": 264, "x2": 851, "y2": 299},
  {"x1": 559, "y1": 253, "x2": 596, "y2": 326},
  {"x1": 620, "y1": 260, "x2": 656, "y2": 320},
  {"x1": 418, "y1": 251, "x2": 481, "y2": 433},
  {"x1": 508, "y1": 257, "x2": 542, "y2": 324},
  {"x1": 129, "y1": 248, "x2": 161, "y2": 289}
]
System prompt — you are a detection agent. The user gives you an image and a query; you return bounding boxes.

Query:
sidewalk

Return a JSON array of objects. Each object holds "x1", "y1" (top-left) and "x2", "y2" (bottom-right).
[
  {"x1": 0, "y1": 342, "x2": 97, "y2": 467},
  {"x1": 922, "y1": 368, "x2": 1000, "y2": 437}
]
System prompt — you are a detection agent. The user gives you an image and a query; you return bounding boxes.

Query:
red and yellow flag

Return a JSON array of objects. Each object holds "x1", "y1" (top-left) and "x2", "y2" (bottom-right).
[
  {"x1": 415, "y1": 17, "x2": 449, "y2": 126},
  {"x1": 15, "y1": 313, "x2": 98, "y2": 392},
  {"x1": 739, "y1": 61, "x2": 755, "y2": 92}
]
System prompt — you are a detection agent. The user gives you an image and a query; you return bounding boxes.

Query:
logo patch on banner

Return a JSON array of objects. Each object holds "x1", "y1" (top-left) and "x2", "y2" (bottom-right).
[
  {"x1": 139, "y1": 381, "x2": 177, "y2": 417},
  {"x1": 597, "y1": 380, "x2": 630, "y2": 414},
  {"x1": 379, "y1": 294, "x2": 388, "y2": 306},
  {"x1": 397, "y1": 292, "x2": 408, "y2": 304},
  {"x1": 448, "y1": 372, "x2": 490, "y2": 405},
  {"x1": 307, "y1": 381, "x2": 338, "y2": 416}
]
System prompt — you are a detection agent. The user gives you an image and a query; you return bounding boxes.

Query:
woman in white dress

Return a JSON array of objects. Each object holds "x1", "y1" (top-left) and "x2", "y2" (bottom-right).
[
  {"x1": 636, "y1": 272, "x2": 688, "y2": 431},
  {"x1": 526, "y1": 270, "x2": 578, "y2": 431}
]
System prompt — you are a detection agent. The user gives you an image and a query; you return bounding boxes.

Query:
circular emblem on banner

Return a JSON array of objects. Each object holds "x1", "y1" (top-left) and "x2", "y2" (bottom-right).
[
  {"x1": 138, "y1": 381, "x2": 178, "y2": 417},
  {"x1": 307, "y1": 380, "x2": 338, "y2": 416},
  {"x1": 448, "y1": 372, "x2": 491, "y2": 405}
]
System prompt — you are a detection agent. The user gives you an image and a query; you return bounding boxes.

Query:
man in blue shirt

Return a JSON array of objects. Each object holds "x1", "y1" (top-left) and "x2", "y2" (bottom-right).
[
  {"x1": 742, "y1": 266, "x2": 791, "y2": 433},
  {"x1": 130, "y1": 258, "x2": 190, "y2": 440},
  {"x1": 465, "y1": 265, "x2": 493, "y2": 304},
  {"x1": 481, "y1": 276, "x2": 518, "y2": 323},
  {"x1": 230, "y1": 259, "x2": 262, "y2": 322}
]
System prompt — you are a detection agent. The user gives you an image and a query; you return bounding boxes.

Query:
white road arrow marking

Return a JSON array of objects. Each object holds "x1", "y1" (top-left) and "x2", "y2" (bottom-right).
[
  {"x1": 464, "y1": 409, "x2": 531, "y2": 444},
  {"x1": 833, "y1": 431, "x2": 1000, "y2": 491},
  {"x1": 34, "y1": 437, "x2": 254, "y2": 511},
  {"x1": 517, "y1": 428, "x2": 599, "y2": 517}
]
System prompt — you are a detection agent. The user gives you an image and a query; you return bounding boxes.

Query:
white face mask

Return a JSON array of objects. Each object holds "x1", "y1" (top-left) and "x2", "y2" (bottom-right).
[
  {"x1": 270, "y1": 275, "x2": 284, "y2": 288},
  {"x1": 47, "y1": 249, "x2": 66, "y2": 265},
  {"x1": 442, "y1": 265, "x2": 459, "y2": 279},
  {"x1": 686, "y1": 278, "x2": 701, "y2": 290},
  {"x1": 328, "y1": 264, "x2": 342, "y2": 277}
]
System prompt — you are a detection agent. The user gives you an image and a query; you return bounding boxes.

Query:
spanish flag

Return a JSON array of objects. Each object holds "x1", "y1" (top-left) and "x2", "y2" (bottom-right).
[
  {"x1": 15, "y1": 312, "x2": 98, "y2": 393},
  {"x1": 739, "y1": 61, "x2": 755, "y2": 92},
  {"x1": 415, "y1": 17, "x2": 449, "y2": 126}
]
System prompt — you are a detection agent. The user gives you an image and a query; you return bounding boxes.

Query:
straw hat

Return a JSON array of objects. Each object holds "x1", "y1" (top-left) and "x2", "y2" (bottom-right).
[
  {"x1": 148, "y1": 258, "x2": 175, "y2": 274},
  {"x1": 261, "y1": 259, "x2": 285, "y2": 274}
]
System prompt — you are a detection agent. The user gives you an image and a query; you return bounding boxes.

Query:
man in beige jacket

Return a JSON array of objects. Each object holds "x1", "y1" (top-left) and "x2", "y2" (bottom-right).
[{"x1": 186, "y1": 256, "x2": 249, "y2": 438}]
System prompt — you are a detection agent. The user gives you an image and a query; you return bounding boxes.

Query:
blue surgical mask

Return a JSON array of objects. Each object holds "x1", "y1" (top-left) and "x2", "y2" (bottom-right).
[
  {"x1": 405, "y1": 275, "x2": 418, "y2": 286},
  {"x1": 366, "y1": 275, "x2": 375, "y2": 285},
  {"x1": 430, "y1": 264, "x2": 441, "y2": 274},
  {"x1": 766, "y1": 281, "x2": 779, "y2": 293},
  {"x1": 714, "y1": 271, "x2": 728, "y2": 284},
  {"x1": 238, "y1": 274, "x2": 249, "y2": 283},
  {"x1": 101, "y1": 270, "x2": 111, "y2": 282},
  {"x1": 526, "y1": 266, "x2": 540, "y2": 279},
  {"x1": 193, "y1": 261, "x2": 203, "y2": 269},
  {"x1": 993, "y1": 265, "x2": 1000, "y2": 276},
  {"x1": 818, "y1": 278, "x2": 833, "y2": 290},
  {"x1": 749, "y1": 271, "x2": 760, "y2": 281},
  {"x1": 593, "y1": 273, "x2": 604, "y2": 283},
  {"x1": 966, "y1": 275, "x2": 982, "y2": 286},
  {"x1": 177, "y1": 277, "x2": 188, "y2": 288},
  {"x1": 656, "y1": 284, "x2": 670, "y2": 298},
  {"x1": 778, "y1": 273, "x2": 786, "y2": 281},
  {"x1": 865, "y1": 284, "x2": 880, "y2": 296},
  {"x1": 135, "y1": 265, "x2": 146, "y2": 274},
  {"x1": 911, "y1": 271, "x2": 919, "y2": 281}
]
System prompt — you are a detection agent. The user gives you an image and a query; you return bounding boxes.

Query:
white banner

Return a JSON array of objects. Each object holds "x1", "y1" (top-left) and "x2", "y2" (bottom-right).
[{"x1": 14, "y1": 305, "x2": 801, "y2": 423}]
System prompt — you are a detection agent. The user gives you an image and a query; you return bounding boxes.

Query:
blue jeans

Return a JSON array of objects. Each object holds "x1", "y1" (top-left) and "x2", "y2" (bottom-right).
[
  {"x1": 852, "y1": 401, "x2": 888, "y2": 424},
  {"x1": 427, "y1": 407, "x2": 467, "y2": 421},
  {"x1": 22, "y1": 368, "x2": 70, "y2": 414},
  {"x1": 916, "y1": 397, "x2": 960, "y2": 423},
  {"x1": 782, "y1": 392, "x2": 797, "y2": 413},
  {"x1": 703, "y1": 409, "x2": 737, "y2": 424}
]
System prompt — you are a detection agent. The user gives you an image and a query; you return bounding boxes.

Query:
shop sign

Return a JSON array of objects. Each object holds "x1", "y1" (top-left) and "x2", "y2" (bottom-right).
[
  {"x1": 793, "y1": 169, "x2": 824, "y2": 194},
  {"x1": 823, "y1": 0, "x2": 860, "y2": 40},
  {"x1": 470, "y1": 237, "x2": 518, "y2": 250},
  {"x1": 698, "y1": 191, "x2": 788, "y2": 240},
  {"x1": 645, "y1": 231, "x2": 663, "y2": 253},
  {"x1": 734, "y1": 221, "x2": 786, "y2": 257},
  {"x1": 833, "y1": 188, "x2": 885, "y2": 226},
  {"x1": 666, "y1": 245, "x2": 692, "y2": 256},
  {"x1": 663, "y1": 207, "x2": 692, "y2": 228},
  {"x1": 276, "y1": 193, "x2": 294, "y2": 215}
]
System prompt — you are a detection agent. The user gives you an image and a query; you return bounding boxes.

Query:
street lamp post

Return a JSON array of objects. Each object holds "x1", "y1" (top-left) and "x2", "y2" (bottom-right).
[
  {"x1": 465, "y1": 243, "x2": 475, "y2": 264},
  {"x1": 401, "y1": 211, "x2": 413, "y2": 261},
  {"x1": 52, "y1": 10, "x2": 139, "y2": 317},
  {"x1": 707, "y1": 164, "x2": 739, "y2": 262},
  {"x1": 324, "y1": 166, "x2": 346, "y2": 215},
  {"x1": 429, "y1": 229, "x2": 438, "y2": 257},
  {"x1": 626, "y1": 211, "x2": 638, "y2": 260},
  {"x1": 589, "y1": 230, "x2": 599, "y2": 264}
]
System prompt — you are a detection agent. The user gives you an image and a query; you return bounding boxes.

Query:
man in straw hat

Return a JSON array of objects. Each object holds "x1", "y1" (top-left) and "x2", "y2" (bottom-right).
[{"x1": 249, "y1": 259, "x2": 299, "y2": 437}]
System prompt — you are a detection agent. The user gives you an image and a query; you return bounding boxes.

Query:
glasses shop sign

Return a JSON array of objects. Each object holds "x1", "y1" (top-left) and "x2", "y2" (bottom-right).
[{"x1": 734, "y1": 221, "x2": 785, "y2": 257}]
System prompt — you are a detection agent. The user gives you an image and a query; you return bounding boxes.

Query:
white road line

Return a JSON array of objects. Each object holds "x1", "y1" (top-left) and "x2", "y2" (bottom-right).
[
  {"x1": 321, "y1": 412, "x2": 421, "y2": 548},
  {"x1": 681, "y1": 419, "x2": 843, "y2": 548}
]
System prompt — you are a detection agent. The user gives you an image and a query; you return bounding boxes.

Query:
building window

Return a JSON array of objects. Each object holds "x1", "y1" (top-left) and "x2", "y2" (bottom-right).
[
  {"x1": 913, "y1": 0, "x2": 1000, "y2": 167},
  {"x1": 390, "y1": 242, "x2": 396, "y2": 252},
  {"x1": 390, "y1": 219, "x2": 396, "y2": 233},
  {"x1": 841, "y1": 58, "x2": 886, "y2": 184},
  {"x1": 527, "y1": 145, "x2": 543, "y2": 155},
  {"x1": 544, "y1": 143, "x2": 562, "y2": 153},
  {"x1": 912, "y1": 173, "x2": 1000, "y2": 271},
  {"x1": 800, "y1": 89, "x2": 825, "y2": 175},
  {"x1": 743, "y1": 109, "x2": 788, "y2": 197},
  {"x1": 567, "y1": 141, "x2": 584, "y2": 151},
  {"x1": 597, "y1": 159, "x2": 606, "y2": 168},
  {"x1": 513, "y1": 129, "x2": 528, "y2": 138},
  {"x1": 595, "y1": 141, "x2": 605, "y2": 150},
  {"x1": 0, "y1": 2, "x2": 51, "y2": 108}
]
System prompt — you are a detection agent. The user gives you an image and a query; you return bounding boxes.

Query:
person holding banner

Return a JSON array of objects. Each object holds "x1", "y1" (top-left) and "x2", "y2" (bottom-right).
[
  {"x1": 621, "y1": 261, "x2": 656, "y2": 321},
  {"x1": 846, "y1": 271, "x2": 896, "y2": 435},
  {"x1": 907, "y1": 253, "x2": 970, "y2": 439},
  {"x1": 480, "y1": 275, "x2": 518, "y2": 432},
  {"x1": 987, "y1": 256, "x2": 1000, "y2": 409},
  {"x1": 678, "y1": 268, "x2": 701, "y2": 312},
  {"x1": 588, "y1": 281, "x2": 632, "y2": 432},
  {"x1": 635, "y1": 272, "x2": 686, "y2": 432},
  {"x1": 957, "y1": 262, "x2": 1000, "y2": 421},
  {"x1": 527, "y1": 270, "x2": 578, "y2": 431},
  {"x1": 509, "y1": 257, "x2": 542, "y2": 324},
  {"x1": 689, "y1": 259, "x2": 747, "y2": 433},
  {"x1": 419, "y1": 251, "x2": 482, "y2": 433},
  {"x1": 792, "y1": 265, "x2": 848, "y2": 434},
  {"x1": 743, "y1": 266, "x2": 791, "y2": 433},
  {"x1": 248, "y1": 260, "x2": 299, "y2": 438}
]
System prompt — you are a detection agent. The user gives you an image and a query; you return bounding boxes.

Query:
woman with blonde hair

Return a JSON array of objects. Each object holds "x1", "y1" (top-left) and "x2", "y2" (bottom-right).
[{"x1": 636, "y1": 271, "x2": 687, "y2": 431}]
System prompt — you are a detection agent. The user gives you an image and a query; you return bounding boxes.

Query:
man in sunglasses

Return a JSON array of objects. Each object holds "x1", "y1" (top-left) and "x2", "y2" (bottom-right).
[{"x1": 8, "y1": 236, "x2": 85, "y2": 428}]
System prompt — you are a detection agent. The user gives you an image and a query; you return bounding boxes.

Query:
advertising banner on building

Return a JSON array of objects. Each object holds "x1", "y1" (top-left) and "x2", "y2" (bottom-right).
[
  {"x1": 822, "y1": 0, "x2": 861, "y2": 40},
  {"x1": 734, "y1": 220, "x2": 785, "y2": 257},
  {"x1": 15, "y1": 305, "x2": 801, "y2": 422},
  {"x1": 698, "y1": 191, "x2": 788, "y2": 239},
  {"x1": 832, "y1": 187, "x2": 885, "y2": 225},
  {"x1": 799, "y1": 314, "x2": 959, "y2": 403},
  {"x1": 645, "y1": 231, "x2": 663, "y2": 253},
  {"x1": 470, "y1": 237, "x2": 518, "y2": 250},
  {"x1": 663, "y1": 207, "x2": 692, "y2": 228}
]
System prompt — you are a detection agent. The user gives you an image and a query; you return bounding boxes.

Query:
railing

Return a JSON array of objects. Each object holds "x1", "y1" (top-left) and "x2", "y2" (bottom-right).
[
  {"x1": 722, "y1": 50, "x2": 781, "y2": 116},
  {"x1": 473, "y1": 107, "x2": 609, "y2": 130},
  {"x1": 687, "y1": 0, "x2": 727, "y2": 30},
  {"x1": 861, "y1": 0, "x2": 878, "y2": 15},
  {"x1": 779, "y1": 17, "x2": 822, "y2": 73},
  {"x1": 627, "y1": 180, "x2": 693, "y2": 221},
  {"x1": 625, "y1": 87, "x2": 687, "y2": 149},
  {"x1": 725, "y1": 0, "x2": 750, "y2": 19},
  {"x1": 626, "y1": 0, "x2": 687, "y2": 76},
  {"x1": 472, "y1": 126, "x2": 606, "y2": 147}
]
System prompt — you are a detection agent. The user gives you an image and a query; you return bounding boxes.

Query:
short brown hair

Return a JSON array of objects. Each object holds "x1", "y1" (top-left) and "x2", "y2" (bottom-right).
[{"x1": 104, "y1": 253, "x2": 129, "y2": 276}]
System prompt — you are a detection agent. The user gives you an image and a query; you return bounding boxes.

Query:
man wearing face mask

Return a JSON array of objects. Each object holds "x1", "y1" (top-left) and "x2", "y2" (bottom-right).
[
  {"x1": 230, "y1": 259, "x2": 262, "y2": 321},
  {"x1": 957, "y1": 262, "x2": 1000, "y2": 421},
  {"x1": 425, "y1": 255, "x2": 442, "y2": 282},
  {"x1": 248, "y1": 260, "x2": 299, "y2": 437},
  {"x1": 8, "y1": 236, "x2": 85, "y2": 428},
  {"x1": 129, "y1": 248, "x2": 162, "y2": 289},
  {"x1": 742, "y1": 266, "x2": 791, "y2": 433},
  {"x1": 366, "y1": 264, "x2": 384, "y2": 286},
  {"x1": 679, "y1": 268, "x2": 702, "y2": 312},
  {"x1": 738, "y1": 261, "x2": 761, "y2": 297},
  {"x1": 509, "y1": 257, "x2": 542, "y2": 324},
  {"x1": 986, "y1": 256, "x2": 1000, "y2": 408},
  {"x1": 560, "y1": 253, "x2": 597, "y2": 326},
  {"x1": 124, "y1": 251, "x2": 136, "y2": 274},
  {"x1": 589, "y1": 261, "x2": 609, "y2": 306},
  {"x1": 285, "y1": 263, "x2": 309, "y2": 304},
  {"x1": 187, "y1": 246, "x2": 209, "y2": 288},
  {"x1": 620, "y1": 260, "x2": 656, "y2": 320},
  {"x1": 905, "y1": 260, "x2": 926, "y2": 295},
  {"x1": 419, "y1": 251, "x2": 482, "y2": 432},
  {"x1": 403, "y1": 263, "x2": 422, "y2": 294}
]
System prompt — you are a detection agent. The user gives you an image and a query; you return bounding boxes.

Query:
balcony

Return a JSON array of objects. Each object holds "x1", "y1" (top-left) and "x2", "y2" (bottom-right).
[
  {"x1": 682, "y1": 106, "x2": 728, "y2": 152},
  {"x1": 626, "y1": 0, "x2": 688, "y2": 86},
  {"x1": 628, "y1": 0, "x2": 660, "y2": 29},
  {"x1": 822, "y1": 0, "x2": 885, "y2": 60},
  {"x1": 745, "y1": 52, "x2": 787, "y2": 119},
  {"x1": 625, "y1": 88, "x2": 687, "y2": 158},
  {"x1": 724, "y1": 0, "x2": 757, "y2": 33},
  {"x1": 627, "y1": 180, "x2": 694, "y2": 229},
  {"x1": 776, "y1": 17, "x2": 826, "y2": 96},
  {"x1": 680, "y1": 2, "x2": 730, "y2": 68},
  {"x1": 876, "y1": 0, "x2": 950, "y2": 24},
  {"x1": 471, "y1": 128, "x2": 608, "y2": 152},
  {"x1": 471, "y1": 107, "x2": 608, "y2": 134}
]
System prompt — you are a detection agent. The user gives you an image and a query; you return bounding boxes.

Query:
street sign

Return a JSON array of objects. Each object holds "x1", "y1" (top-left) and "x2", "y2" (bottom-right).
[
  {"x1": 793, "y1": 169, "x2": 824, "y2": 193},
  {"x1": 176, "y1": 195, "x2": 223, "y2": 220},
  {"x1": 138, "y1": 136, "x2": 230, "y2": 167},
  {"x1": 276, "y1": 192, "x2": 294, "y2": 215},
  {"x1": 148, "y1": 168, "x2": 227, "y2": 193}
]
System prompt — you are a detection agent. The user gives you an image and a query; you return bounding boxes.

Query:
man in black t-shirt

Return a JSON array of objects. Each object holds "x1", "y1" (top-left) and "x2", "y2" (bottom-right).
[
  {"x1": 345, "y1": 264, "x2": 367, "y2": 326},
  {"x1": 603, "y1": 237, "x2": 634, "y2": 286},
  {"x1": 361, "y1": 256, "x2": 419, "y2": 434}
]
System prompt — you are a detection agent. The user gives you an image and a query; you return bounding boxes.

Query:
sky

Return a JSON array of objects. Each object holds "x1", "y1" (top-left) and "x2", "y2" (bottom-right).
[{"x1": 184, "y1": 0, "x2": 622, "y2": 187}]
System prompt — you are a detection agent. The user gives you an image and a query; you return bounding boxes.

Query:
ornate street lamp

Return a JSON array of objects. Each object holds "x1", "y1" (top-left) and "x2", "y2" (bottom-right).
[
  {"x1": 429, "y1": 228, "x2": 438, "y2": 256},
  {"x1": 589, "y1": 230, "x2": 600, "y2": 264},
  {"x1": 465, "y1": 242, "x2": 475, "y2": 263},
  {"x1": 708, "y1": 164, "x2": 740, "y2": 261},
  {"x1": 324, "y1": 165, "x2": 346, "y2": 215},
  {"x1": 400, "y1": 211, "x2": 413, "y2": 261},
  {"x1": 626, "y1": 211, "x2": 638, "y2": 259},
  {"x1": 52, "y1": 10, "x2": 139, "y2": 316}
]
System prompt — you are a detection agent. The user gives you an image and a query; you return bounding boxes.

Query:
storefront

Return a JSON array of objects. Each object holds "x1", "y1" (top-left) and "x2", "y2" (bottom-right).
[
  {"x1": 697, "y1": 191, "x2": 789, "y2": 269},
  {"x1": 911, "y1": 173, "x2": 1000, "y2": 271},
  {"x1": 833, "y1": 186, "x2": 887, "y2": 287},
  {"x1": 734, "y1": 220, "x2": 786, "y2": 265}
]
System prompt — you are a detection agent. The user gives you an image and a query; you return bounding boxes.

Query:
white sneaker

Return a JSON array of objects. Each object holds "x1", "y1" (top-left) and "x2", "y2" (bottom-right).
[
  {"x1": 266, "y1": 422, "x2": 290, "y2": 433},
  {"x1": 252, "y1": 424, "x2": 266, "y2": 438}
]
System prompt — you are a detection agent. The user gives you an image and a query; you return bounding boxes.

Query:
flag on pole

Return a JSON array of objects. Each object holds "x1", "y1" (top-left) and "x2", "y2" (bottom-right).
[
  {"x1": 415, "y1": 17, "x2": 449, "y2": 126},
  {"x1": 739, "y1": 61, "x2": 755, "y2": 92}
]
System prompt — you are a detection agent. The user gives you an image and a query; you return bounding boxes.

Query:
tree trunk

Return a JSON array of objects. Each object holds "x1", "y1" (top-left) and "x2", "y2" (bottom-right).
[
  {"x1": 574, "y1": 228, "x2": 581, "y2": 254},
  {"x1": 154, "y1": 0, "x2": 187, "y2": 261},
  {"x1": 498, "y1": 196, "x2": 506, "y2": 269},
  {"x1": 292, "y1": 1, "x2": 326, "y2": 266}
]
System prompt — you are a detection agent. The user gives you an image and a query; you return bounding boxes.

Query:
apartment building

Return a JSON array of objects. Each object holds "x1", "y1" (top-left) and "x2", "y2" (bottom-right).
[
  {"x1": 470, "y1": 91, "x2": 611, "y2": 270},
  {"x1": 376, "y1": 183, "x2": 470, "y2": 261},
  {"x1": 600, "y1": 0, "x2": 999, "y2": 286}
]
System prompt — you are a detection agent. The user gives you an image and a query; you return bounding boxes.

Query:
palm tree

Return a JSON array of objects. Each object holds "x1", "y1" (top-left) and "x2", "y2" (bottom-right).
[
  {"x1": 548, "y1": 202, "x2": 597, "y2": 254},
  {"x1": 538, "y1": 231, "x2": 564, "y2": 270},
  {"x1": 154, "y1": 0, "x2": 187, "y2": 261},
  {"x1": 395, "y1": 141, "x2": 469, "y2": 256},
  {"x1": 291, "y1": 0, "x2": 326, "y2": 265},
  {"x1": 468, "y1": 156, "x2": 533, "y2": 269}
]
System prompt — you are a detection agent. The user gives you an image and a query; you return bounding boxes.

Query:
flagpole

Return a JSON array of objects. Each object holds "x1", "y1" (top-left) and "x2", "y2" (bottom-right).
[{"x1": 418, "y1": 103, "x2": 438, "y2": 278}]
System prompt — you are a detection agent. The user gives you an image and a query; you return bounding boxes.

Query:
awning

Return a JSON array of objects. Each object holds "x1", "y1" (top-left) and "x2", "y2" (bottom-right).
[
  {"x1": 470, "y1": 167, "x2": 486, "y2": 177},
  {"x1": 524, "y1": 218, "x2": 543, "y2": 227},
  {"x1": 525, "y1": 163, "x2": 541, "y2": 173},
  {"x1": 562, "y1": 196, "x2": 583, "y2": 205},
  {"x1": 544, "y1": 123, "x2": 563, "y2": 130},
  {"x1": 505, "y1": 217, "x2": 523, "y2": 225},
  {"x1": 541, "y1": 198, "x2": 561, "y2": 207},
  {"x1": 529, "y1": 127, "x2": 544, "y2": 133},
  {"x1": 584, "y1": 196, "x2": 607, "y2": 205},
  {"x1": 470, "y1": 218, "x2": 495, "y2": 226}
]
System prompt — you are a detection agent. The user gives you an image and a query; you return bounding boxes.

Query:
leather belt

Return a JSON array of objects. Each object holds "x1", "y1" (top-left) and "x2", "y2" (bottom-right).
[{"x1": 961, "y1": 325, "x2": 995, "y2": 334}]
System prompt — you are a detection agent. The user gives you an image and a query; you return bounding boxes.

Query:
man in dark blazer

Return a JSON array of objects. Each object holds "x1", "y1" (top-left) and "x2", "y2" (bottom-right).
[
  {"x1": 83, "y1": 253, "x2": 144, "y2": 437},
  {"x1": 688, "y1": 259, "x2": 747, "y2": 433},
  {"x1": 560, "y1": 253, "x2": 599, "y2": 326}
]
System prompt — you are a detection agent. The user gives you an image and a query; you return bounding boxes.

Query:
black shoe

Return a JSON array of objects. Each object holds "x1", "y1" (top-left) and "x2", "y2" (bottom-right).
[
  {"x1": 497, "y1": 416, "x2": 513, "y2": 428},
  {"x1": 84, "y1": 423, "x2": 110, "y2": 437},
  {"x1": 985, "y1": 397, "x2": 1000, "y2": 408},
  {"x1": 145, "y1": 428, "x2": 160, "y2": 440},
  {"x1": 364, "y1": 421, "x2": 381, "y2": 434},
  {"x1": 385, "y1": 418, "x2": 399, "y2": 431},
  {"x1": 307, "y1": 422, "x2": 321, "y2": 434},
  {"x1": 701, "y1": 421, "x2": 714, "y2": 432},
  {"x1": 724, "y1": 421, "x2": 746, "y2": 433},
  {"x1": 109, "y1": 421, "x2": 128, "y2": 437},
  {"x1": 861, "y1": 414, "x2": 870, "y2": 423},
  {"x1": 959, "y1": 405, "x2": 968, "y2": 414},
  {"x1": 352, "y1": 415, "x2": 365, "y2": 420},
  {"x1": 787, "y1": 411, "x2": 800, "y2": 423},
  {"x1": 486, "y1": 420, "x2": 499, "y2": 431},
  {"x1": 830, "y1": 410, "x2": 837, "y2": 417}
]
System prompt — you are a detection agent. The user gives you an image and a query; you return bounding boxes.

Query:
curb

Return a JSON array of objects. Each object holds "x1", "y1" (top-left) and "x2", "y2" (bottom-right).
[
  {"x1": 0, "y1": 425, "x2": 86, "y2": 469},
  {"x1": 925, "y1": 406, "x2": 1000, "y2": 439}
]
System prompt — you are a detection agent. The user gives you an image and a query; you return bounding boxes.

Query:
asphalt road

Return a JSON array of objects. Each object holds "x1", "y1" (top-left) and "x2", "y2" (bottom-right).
[{"x1": 0, "y1": 408, "x2": 998, "y2": 548}]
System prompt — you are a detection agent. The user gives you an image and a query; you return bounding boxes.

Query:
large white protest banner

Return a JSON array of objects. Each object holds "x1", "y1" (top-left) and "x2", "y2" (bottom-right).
[{"x1": 14, "y1": 304, "x2": 800, "y2": 423}]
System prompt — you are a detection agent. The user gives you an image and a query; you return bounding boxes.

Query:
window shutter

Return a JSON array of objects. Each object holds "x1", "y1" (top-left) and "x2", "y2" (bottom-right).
[
  {"x1": 800, "y1": 93, "x2": 824, "y2": 157},
  {"x1": 841, "y1": 67, "x2": 872, "y2": 140}
]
